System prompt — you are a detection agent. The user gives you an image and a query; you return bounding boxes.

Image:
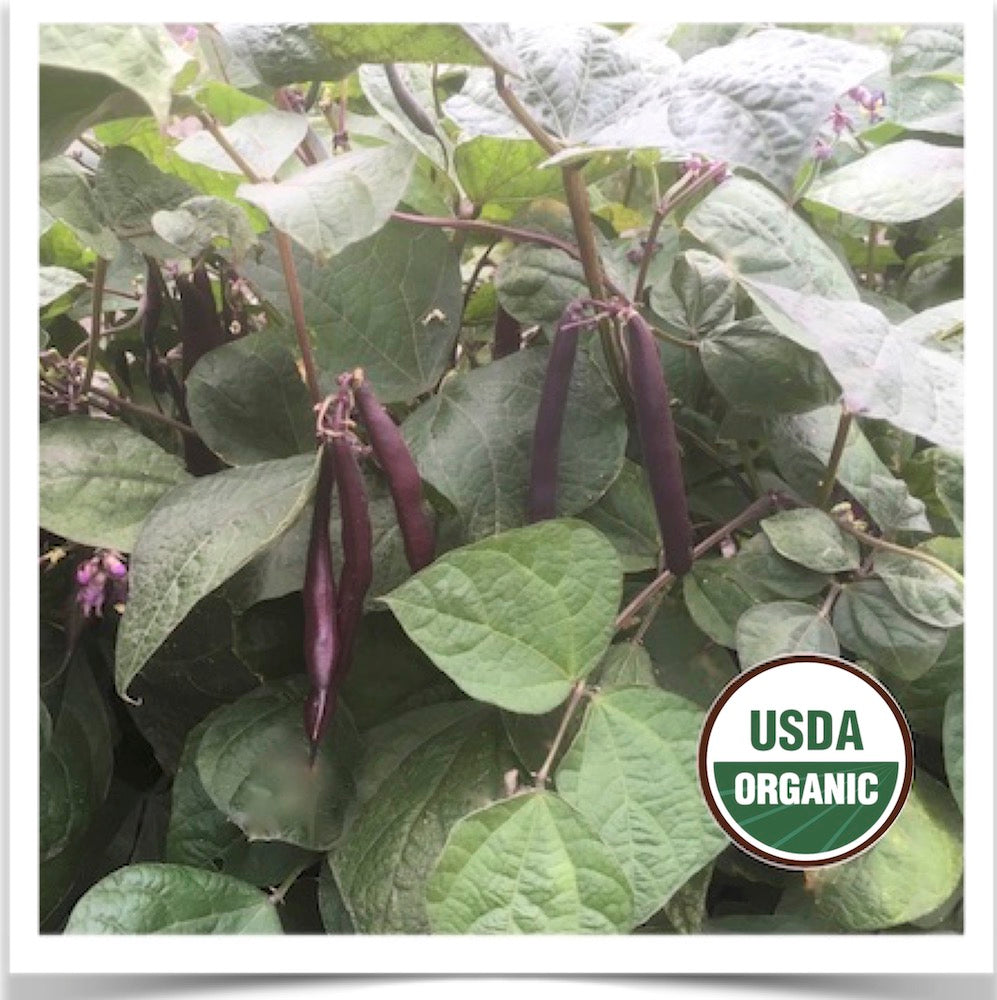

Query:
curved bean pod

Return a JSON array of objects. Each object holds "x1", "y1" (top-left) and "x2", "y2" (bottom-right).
[
  {"x1": 353, "y1": 376, "x2": 435, "y2": 571},
  {"x1": 302, "y1": 442, "x2": 340, "y2": 754},
  {"x1": 624, "y1": 310, "x2": 693, "y2": 576}
]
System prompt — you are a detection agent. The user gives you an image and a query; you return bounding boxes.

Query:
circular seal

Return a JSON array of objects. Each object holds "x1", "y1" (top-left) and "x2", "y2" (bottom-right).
[{"x1": 698, "y1": 654, "x2": 914, "y2": 869}]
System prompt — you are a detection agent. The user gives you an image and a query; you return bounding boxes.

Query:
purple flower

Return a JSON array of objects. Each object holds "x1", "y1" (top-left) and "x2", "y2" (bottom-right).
[
  {"x1": 75, "y1": 550, "x2": 129, "y2": 617},
  {"x1": 828, "y1": 104, "x2": 851, "y2": 135},
  {"x1": 813, "y1": 137, "x2": 834, "y2": 161},
  {"x1": 847, "y1": 86, "x2": 886, "y2": 124}
]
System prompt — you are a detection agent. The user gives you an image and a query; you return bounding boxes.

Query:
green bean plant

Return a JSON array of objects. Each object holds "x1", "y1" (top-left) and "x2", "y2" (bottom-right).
[{"x1": 38, "y1": 21, "x2": 965, "y2": 936}]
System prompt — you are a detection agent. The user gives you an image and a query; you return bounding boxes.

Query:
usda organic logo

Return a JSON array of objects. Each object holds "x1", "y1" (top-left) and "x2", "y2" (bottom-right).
[{"x1": 698, "y1": 655, "x2": 914, "y2": 868}]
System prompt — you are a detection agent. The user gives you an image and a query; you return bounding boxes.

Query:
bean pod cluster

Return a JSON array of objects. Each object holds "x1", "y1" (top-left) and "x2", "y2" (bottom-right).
[{"x1": 302, "y1": 370, "x2": 435, "y2": 757}]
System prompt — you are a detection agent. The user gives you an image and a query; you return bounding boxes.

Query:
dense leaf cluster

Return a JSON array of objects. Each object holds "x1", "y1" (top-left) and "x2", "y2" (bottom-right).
[{"x1": 39, "y1": 22, "x2": 963, "y2": 936}]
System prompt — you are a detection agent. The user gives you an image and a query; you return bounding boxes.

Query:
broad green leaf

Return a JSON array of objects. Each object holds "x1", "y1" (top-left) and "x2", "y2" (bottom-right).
[
  {"x1": 217, "y1": 23, "x2": 357, "y2": 86},
  {"x1": 115, "y1": 454, "x2": 317, "y2": 696},
  {"x1": 39, "y1": 157, "x2": 119, "y2": 258},
  {"x1": 359, "y1": 65, "x2": 449, "y2": 171},
  {"x1": 64, "y1": 863, "x2": 283, "y2": 934},
  {"x1": 401, "y1": 345, "x2": 626, "y2": 539},
  {"x1": 125, "y1": 594, "x2": 261, "y2": 774},
  {"x1": 195, "y1": 679, "x2": 360, "y2": 850},
  {"x1": 700, "y1": 317, "x2": 838, "y2": 415},
  {"x1": 653, "y1": 250, "x2": 737, "y2": 338},
  {"x1": 736, "y1": 600, "x2": 840, "y2": 669},
  {"x1": 684, "y1": 177, "x2": 857, "y2": 300},
  {"x1": 767, "y1": 407, "x2": 931, "y2": 534},
  {"x1": 594, "y1": 643, "x2": 657, "y2": 689},
  {"x1": 242, "y1": 222, "x2": 461, "y2": 403},
  {"x1": 807, "y1": 141, "x2": 963, "y2": 225},
  {"x1": 585, "y1": 28, "x2": 885, "y2": 191},
  {"x1": 556, "y1": 688, "x2": 728, "y2": 923},
  {"x1": 761, "y1": 509, "x2": 860, "y2": 573},
  {"x1": 495, "y1": 245, "x2": 589, "y2": 327},
  {"x1": 682, "y1": 558, "x2": 763, "y2": 649},
  {"x1": 39, "y1": 416, "x2": 189, "y2": 552},
  {"x1": 177, "y1": 111, "x2": 307, "y2": 179},
  {"x1": 39, "y1": 266, "x2": 85, "y2": 310},
  {"x1": 455, "y1": 137, "x2": 564, "y2": 207},
  {"x1": 331, "y1": 701, "x2": 517, "y2": 933},
  {"x1": 186, "y1": 332, "x2": 314, "y2": 466},
  {"x1": 874, "y1": 551, "x2": 963, "y2": 628},
  {"x1": 804, "y1": 774, "x2": 963, "y2": 931},
  {"x1": 445, "y1": 25, "x2": 674, "y2": 145},
  {"x1": 313, "y1": 23, "x2": 489, "y2": 69},
  {"x1": 237, "y1": 143, "x2": 416, "y2": 260},
  {"x1": 383, "y1": 520, "x2": 621, "y2": 714},
  {"x1": 427, "y1": 791, "x2": 634, "y2": 933},
  {"x1": 942, "y1": 692, "x2": 963, "y2": 813},
  {"x1": 93, "y1": 146, "x2": 197, "y2": 257},
  {"x1": 165, "y1": 718, "x2": 243, "y2": 869},
  {"x1": 40, "y1": 24, "x2": 194, "y2": 157},
  {"x1": 40, "y1": 658, "x2": 113, "y2": 862},
  {"x1": 732, "y1": 534, "x2": 829, "y2": 600},
  {"x1": 580, "y1": 459, "x2": 660, "y2": 573},
  {"x1": 93, "y1": 117, "x2": 251, "y2": 210},
  {"x1": 667, "y1": 23, "x2": 754, "y2": 59},
  {"x1": 747, "y1": 282, "x2": 963, "y2": 452},
  {"x1": 892, "y1": 25, "x2": 963, "y2": 78},
  {"x1": 833, "y1": 580, "x2": 948, "y2": 682},
  {"x1": 152, "y1": 196, "x2": 257, "y2": 260},
  {"x1": 885, "y1": 77, "x2": 963, "y2": 136}
]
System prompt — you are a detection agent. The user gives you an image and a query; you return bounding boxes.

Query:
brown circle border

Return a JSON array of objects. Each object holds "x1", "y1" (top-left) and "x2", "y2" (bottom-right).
[{"x1": 697, "y1": 653, "x2": 915, "y2": 870}]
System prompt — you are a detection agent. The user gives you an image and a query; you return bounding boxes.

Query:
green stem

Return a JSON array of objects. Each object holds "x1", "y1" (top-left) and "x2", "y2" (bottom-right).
[
  {"x1": 534, "y1": 680, "x2": 587, "y2": 788},
  {"x1": 268, "y1": 862, "x2": 311, "y2": 906},
  {"x1": 817, "y1": 407, "x2": 853, "y2": 509},
  {"x1": 836, "y1": 520, "x2": 964, "y2": 586},
  {"x1": 80, "y1": 257, "x2": 108, "y2": 397}
]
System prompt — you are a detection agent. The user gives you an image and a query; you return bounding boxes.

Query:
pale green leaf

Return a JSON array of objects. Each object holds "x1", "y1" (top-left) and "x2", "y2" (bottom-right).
[
  {"x1": 426, "y1": 791, "x2": 634, "y2": 933},
  {"x1": 808, "y1": 141, "x2": 963, "y2": 224},
  {"x1": 383, "y1": 520, "x2": 621, "y2": 714},
  {"x1": 556, "y1": 688, "x2": 728, "y2": 922},
  {"x1": 761, "y1": 509, "x2": 861, "y2": 573},
  {"x1": 735, "y1": 600, "x2": 840, "y2": 669},
  {"x1": 40, "y1": 416, "x2": 189, "y2": 552}
]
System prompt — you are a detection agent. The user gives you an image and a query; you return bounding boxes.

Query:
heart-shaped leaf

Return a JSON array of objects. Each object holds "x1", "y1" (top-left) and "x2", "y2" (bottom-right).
[
  {"x1": 40, "y1": 416, "x2": 189, "y2": 553},
  {"x1": 426, "y1": 790, "x2": 634, "y2": 933},
  {"x1": 384, "y1": 520, "x2": 621, "y2": 714},
  {"x1": 556, "y1": 688, "x2": 728, "y2": 922},
  {"x1": 64, "y1": 863, "x2": 283, "y2": 934},
  {"x1": 115, "y1": 453, "x2": 317, "y2": 696}
]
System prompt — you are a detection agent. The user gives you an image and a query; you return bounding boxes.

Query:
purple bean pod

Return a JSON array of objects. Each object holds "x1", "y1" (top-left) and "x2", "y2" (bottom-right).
[
  {"x1": 527, "y1": 302, "x2": 586, "y2": 522},
  {"x1": 623, "y1": 310, "x2": 693, "y2": 576},
  {"x1": 353, "y1": 374, "x2": 435, "y2": 572},
  {"x1": 302, "y1": 441, "x2": 340, "y2": 755}
]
